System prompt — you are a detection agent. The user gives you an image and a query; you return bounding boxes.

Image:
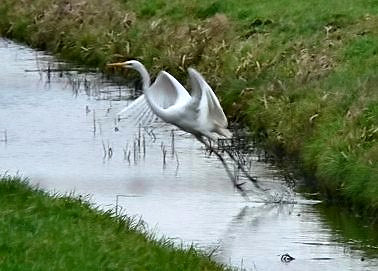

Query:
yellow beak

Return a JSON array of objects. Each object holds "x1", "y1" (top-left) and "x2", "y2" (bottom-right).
[{"x1": 107, "y1": 62, "x2": 125, "y2": 67}]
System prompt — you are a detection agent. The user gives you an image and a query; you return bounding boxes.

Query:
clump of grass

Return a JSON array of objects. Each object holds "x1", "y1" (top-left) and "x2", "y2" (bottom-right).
[
  {"x1": 0, "y1": 0, "x2": 377, "y2": 214},
  {"x1": 0, "y1": 176, "x2": 228, "y2": 270}
]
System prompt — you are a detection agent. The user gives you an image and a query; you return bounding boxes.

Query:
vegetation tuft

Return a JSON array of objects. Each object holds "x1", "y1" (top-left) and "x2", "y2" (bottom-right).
[
  {"x1": 0, "y1": 176, "x2": 228, "y2": 270},
  {"x1": 0, "y1": 0, "x2": 377, "y2": 214}
]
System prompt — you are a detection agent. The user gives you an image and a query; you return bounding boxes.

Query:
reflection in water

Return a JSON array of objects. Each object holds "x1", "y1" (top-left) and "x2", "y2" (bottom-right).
[
  {"x1": 318, "y1": 205, "x2": 378, "y2": 257},
  {"x1": 0, "y1": 38, "x2": 377, "y2": 271}
]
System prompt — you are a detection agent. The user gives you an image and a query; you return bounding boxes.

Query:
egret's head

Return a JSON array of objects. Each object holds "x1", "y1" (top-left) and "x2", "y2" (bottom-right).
[
  {"x1": 107, "y1": 59, "x2": 150, "y2": 88},
  {"x1": 107, "y1": 60, "x2": 143, "y2": 70}
]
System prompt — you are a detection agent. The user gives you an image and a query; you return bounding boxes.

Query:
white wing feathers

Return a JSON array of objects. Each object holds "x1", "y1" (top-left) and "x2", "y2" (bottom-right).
[
  {"x1": 187, "y1": 68, "x2": 228, "y2": 129},
  {"x1": 146, "y1": 71, "x2": 190, "y2": 110},
  {"x1": 117, "y1": 94, "x2": 158, "y2": 126},
  {"x1": 117, "y1": 71, "x2": 190, "y2": 127},
  {"x1": 118, "y1": 68, "x2": 231, "y2": 139},
  {"x1": 118, "y1": 93, "x2": 147, "y2": 117}
]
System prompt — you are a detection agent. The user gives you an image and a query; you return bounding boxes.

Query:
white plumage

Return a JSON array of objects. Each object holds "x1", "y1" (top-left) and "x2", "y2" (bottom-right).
[{"x1": 111, "y1": 60, "x2": 231, "y2": 141}]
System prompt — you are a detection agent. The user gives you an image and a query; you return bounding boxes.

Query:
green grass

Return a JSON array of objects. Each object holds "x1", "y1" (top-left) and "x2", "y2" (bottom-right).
[
  {"x1": 0, "y1": 176, "x2": 228, "y2": 270},
  {"x1": 0, "y1": 0, "x2": 377, "y2": 214}
]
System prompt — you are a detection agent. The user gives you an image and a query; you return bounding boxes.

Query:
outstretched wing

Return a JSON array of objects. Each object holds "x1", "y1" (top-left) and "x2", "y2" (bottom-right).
[
  {"x1": 118, "y1": 71, "x2": 191, "y2": 127},
  {"x1": 118, "y1": 93, "x2": 147, "y2": 117},
  {"x1": 147, "y1": 71, "x2": 190, "y2": 110},
  {"x1": 187, "y1": 68, "x2": 228, "y2": 129},
  {"x1": 117, "y1": 94, "x2": 158, "y2": 127}
]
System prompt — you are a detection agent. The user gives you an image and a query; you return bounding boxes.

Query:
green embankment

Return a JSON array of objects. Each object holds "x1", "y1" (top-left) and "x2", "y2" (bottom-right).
[
  {"x1": 0, "y1": 0, "x2": 377, "y2": 214},
  {"x1": 0, "y1": 177, "x2": 227, "y2": 270}
]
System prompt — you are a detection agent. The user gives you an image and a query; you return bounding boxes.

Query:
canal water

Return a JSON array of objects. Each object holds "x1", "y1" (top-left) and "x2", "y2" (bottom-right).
[{"x1": 0, "y1": 38, "x2": 377, "y2": 270}]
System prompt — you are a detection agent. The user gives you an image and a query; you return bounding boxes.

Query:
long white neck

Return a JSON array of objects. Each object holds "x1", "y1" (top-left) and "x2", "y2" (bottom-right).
[
  {"x1": 132, "y1": 62, "x2": 170, "y2": 121},
  {"x1": 133, "y1": 63, "x2": 151, "y2": 90}
]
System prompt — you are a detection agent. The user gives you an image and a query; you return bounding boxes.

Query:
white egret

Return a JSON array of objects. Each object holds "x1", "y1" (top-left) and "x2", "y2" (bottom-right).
[
  {"x1": 107, "y1": 60, "x2": 259, "y2": 195},
  {"x1": 109, "y1": 60, "x2": 232, "y2": 141}
]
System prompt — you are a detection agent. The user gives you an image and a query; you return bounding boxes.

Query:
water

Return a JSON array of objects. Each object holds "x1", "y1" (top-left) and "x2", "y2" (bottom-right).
[{"x1": 0, "y1": 38, "x2": 377, "y2": 270}]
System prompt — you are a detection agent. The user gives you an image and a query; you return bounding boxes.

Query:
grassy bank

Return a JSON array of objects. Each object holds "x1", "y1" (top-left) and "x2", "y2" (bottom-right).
[
  {"x1": 0, "y1": 176, "x2": 227, "y2": 270},
  {"x1": 0, "y1": 0, "x2": 377, "y2": 214}
]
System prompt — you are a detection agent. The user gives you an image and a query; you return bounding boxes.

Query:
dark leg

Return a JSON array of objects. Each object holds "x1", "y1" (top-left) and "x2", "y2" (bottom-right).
[
  {"x1": 196, "y1": 136, "x2": 249, "y2": 199},
  {"x1": 223, "y1": 149, "x2": 266, "y2": 191}
]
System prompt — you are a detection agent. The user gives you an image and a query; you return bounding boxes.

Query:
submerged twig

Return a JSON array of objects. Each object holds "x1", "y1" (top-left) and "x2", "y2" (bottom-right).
[
  {"x1": 107, "y1": 141, "x2": 113, "y2": 159},
  {"x1": 123, "y1": 142, "x2": 131, "y2": 165},
  {"x1": 175, "y1": 151, "x2": 180, "y2": 167},
  {"x1": 174, "y1": 151, "x2": 180, "y2": 176},
  {"x1": 171, "y1": 129, "x2": 175, "y2": 157},
  {"x1": 102, "y1": 139, "x2": 107, "y2": 159},
  {"x1": 1, "y1": 130, "x2": 8, "y2": 143},
  {"x1": 93, "y1": 109, "x2": 96, "y2": 135},
  {"x1": 25, "y1": 67, "x2": 98, "y2": 73},
  {"x1": 161, "y1": 142, "x2": 167, "y2": 167},
  {"x1": 127, "y1": 150, "x2": 131, "y2": 165},
  {"x1": 133, "y1": 140, "x2": 137, "y2": 164},
  {"x1": 142, "y1": 134, "x2": 146, "y2": 158},
  {"x1": 137, "y1": 124, "x2": 141, "y2": 153},
  {"x1": 106, "y1": 101, "x2": 112, "y2": 113},
  {"x1": 123, "y1": 143, "x2": 129, "y2": 161},
  {"x1": 114, "y1": 118, "x2": 119, "y2": 132}
]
